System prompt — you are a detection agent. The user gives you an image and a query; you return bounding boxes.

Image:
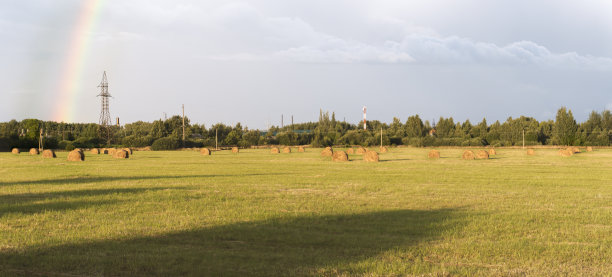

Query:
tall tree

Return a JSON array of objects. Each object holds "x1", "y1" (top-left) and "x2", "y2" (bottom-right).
[{"x1": 554, "y1": 107, "x2": 578, "y2": 145}]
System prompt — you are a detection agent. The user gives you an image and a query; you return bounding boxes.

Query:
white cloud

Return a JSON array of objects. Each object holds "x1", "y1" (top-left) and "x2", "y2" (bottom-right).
[{"x1": 199, "y1": 3, "x2": 612, "y2": 68}]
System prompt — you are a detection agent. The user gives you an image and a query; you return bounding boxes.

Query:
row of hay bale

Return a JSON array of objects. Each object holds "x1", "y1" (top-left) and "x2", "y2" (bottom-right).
[
  {"x1": 426, "y1": 149, "x2": 493, "y2": 160},
  {"x1": 426, "y1": 146, "x2": 595, "y2": 159},
  {"x1": 10, "y1": 147, "x2": 131, "y2": 161},
  {"x1": 321, "y1": 147, "x2": 381, "y2": 162}
]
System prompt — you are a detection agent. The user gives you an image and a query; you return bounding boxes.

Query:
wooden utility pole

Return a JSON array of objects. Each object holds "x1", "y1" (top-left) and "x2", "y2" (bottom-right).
[
  {"x1": 215, "y1": 129, "x2": 218, "y2": 150},
  {"x1": 281, "y1": 114, "x2": 284, "y2": 128},
  {"x1": 291, "y1": 115, "x2": 293, "y2": 129},
  {"x1": 380, "y1": 127, "x2": 383, "y2": 148},
  {"x1": 182, "y1": 104, "x2": 185, "y2": 147},
  {"x1": 39, "y1": 128, "x2": 43, "y2": 151},
  {"x1": 522, "y1": 129, "x2": 525, "y2": 149}
]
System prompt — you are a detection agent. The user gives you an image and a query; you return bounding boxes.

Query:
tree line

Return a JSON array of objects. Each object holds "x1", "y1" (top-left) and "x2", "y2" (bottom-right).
[{"x1": 1, "y1": 107, "x2": 610, "y2": 151}]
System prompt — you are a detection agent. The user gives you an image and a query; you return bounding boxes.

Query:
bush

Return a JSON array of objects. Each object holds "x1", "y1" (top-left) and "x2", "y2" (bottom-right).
[
  {"x1": 58, "y1": 140, "x2": 75, "y2": 151},
  {"x1": 122, "y1": 135, "x2": 154, "y2": 147},
  {"x1": 151, "y1": 137, "x2": 180, "y2": 150}
]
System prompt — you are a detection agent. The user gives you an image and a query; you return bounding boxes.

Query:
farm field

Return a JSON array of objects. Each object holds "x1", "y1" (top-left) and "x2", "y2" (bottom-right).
[{"x1": 1, "y1": 147, "x2": 611, "y2": 276}]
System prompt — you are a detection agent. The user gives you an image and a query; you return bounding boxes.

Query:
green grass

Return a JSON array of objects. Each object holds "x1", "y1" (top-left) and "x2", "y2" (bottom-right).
[{"x1": 1, "y1": 147, "x2": 611, "y2": 276}]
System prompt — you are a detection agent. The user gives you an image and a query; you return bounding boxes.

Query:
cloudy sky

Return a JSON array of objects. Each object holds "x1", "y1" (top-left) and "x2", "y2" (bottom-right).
[{"x1": 2, "y1": 0, "x2": 612, "y2": 129}]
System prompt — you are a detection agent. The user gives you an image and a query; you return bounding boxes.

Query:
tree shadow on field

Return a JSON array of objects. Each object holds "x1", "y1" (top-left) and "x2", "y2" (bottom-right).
[
  {"x1": 0, "y1": 187, "x2": 182, "y2": 217},
  {"x1": 0, "y1": 209, "x2": 464, "y2": 276},
  {"x1": 0, "y1": 173, "x2": 288, "y2": 186}
]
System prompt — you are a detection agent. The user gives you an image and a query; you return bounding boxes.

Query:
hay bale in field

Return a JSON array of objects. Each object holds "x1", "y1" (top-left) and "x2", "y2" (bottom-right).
[
  {"x1": 571, "y1": 147, "x2": 580, "y2": 153},
  {"x1": 270, "y1": 147, "x2": 280, "y2": 154},
  {"x1": 231, "y1": 147, "x2": 239, "y2": 153},
  {"x1": 106, "y1": 148, "x2": 117, "y2": 155},
  {"x1": 123, "y1": 148, "x2": 133, "y2": 155},
  {"x1": 462, "y1": 150, "x2": 475, "y2": 160},
  {"x1": 11, "y1": 148, "x2": 20, "y2": 154},
  {"x1": 113, "y1": 149, "x2": 129, "y2": 159},
  {"x1": 586, "y1": 146, "x2": 593, "y2": 152},
  {"x1": 379, "y1": 146, "x2": 388, "y2": 153},
  {"x1": 559, "y1": 149, "x2": 573, "y2": 157},
  {"x1": 428, "y1": 150, "x2": 440, "y2": 159},
  {"x1": 298, "y1": 146, "x2": 305, "y2": 152},
  {"x1": 143, "y1": 146, "x2": 152, "y2": 151},
  {"x1": 29, "y1": 148, "x2": 39, "y2": 155},
  {"x1": 476, "y1": 150, "x2": 489, "y2": 159},
  {"x1": 282, "y1": 147, "x2": 291, "y2": 153},
  {"x1": 488, "y1": 149, "x2": 496, "y2": 155},
  {"x1": 332, "y1": 150, "x2": 348, "y2": 162},
  {"x1": 200, "y1": 148, "x2": 211, "y2": 155},
  {"x1": 363, "y1": 150, "x2": 379, "y2": 162},
  {"x1": 67, "y1": 150, "x2": 84, "y2": 161},
  {"x1": 356, "y1": 147, "x2": 367, "y2": 154},
  {"x1": 321, "y1": 147, "x2": 333, "y2": 157},
  {"x1": 526, "y1": 149, "x2": 535, "y2": 156},
  {"x1": 346, "y1": 148, "x2": 354, "y2": 154},
  {"x1": 42, "y1": 149, "x2": 56, "y2": 158},
  {"x1": 91, "y1": 148, "x2": 100, "y2": 154}
]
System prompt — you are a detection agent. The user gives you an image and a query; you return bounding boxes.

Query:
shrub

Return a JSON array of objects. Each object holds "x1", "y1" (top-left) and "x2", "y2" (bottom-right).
[{"x1": 151, "y1": 137, "x2": 180, "y2": 150}]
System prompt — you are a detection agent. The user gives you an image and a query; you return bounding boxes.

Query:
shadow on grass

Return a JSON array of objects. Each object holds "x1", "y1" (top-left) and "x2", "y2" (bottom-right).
[
  {"x1": 0, "y1": 187, "x2": 182, "y2": 204},
  {"x1": 0, "y1": 208, "x2": 463, "y2": 276},
  {"x1": 0, "y1": 173, "x2": 288, "y2": 186},
  {"x1": 0, "y1": 187, "x2": 184, "y2": 217}
]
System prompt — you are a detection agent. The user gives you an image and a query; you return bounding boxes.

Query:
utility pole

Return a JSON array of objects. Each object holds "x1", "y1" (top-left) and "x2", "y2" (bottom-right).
[
  {"x1": 281, "y1": 114, "x2": 284, "y2": 128},
  {"x1": 522, "y1": 129, "x2": 525, "y2": 149},
  {"x1": 182, "y1": 104, "x2": 185, "y2": 147},
  {"x1": 380, "y1": 127, "x2": 383, "y2": 148},
  {"x1": 215, "y1": 128, "x2": 218, "y2": 150},
  {"x1": 39, "y1": 128, "x2": 43, "y2": 151},
  {"x1": 291, "y1": 115, "x2": 293, "y2": 130}
]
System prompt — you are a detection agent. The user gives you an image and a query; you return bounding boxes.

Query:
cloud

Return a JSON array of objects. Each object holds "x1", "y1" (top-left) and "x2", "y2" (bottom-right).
[{"x1": 201, "y1": 3, "x2": 612, "y2": 68}]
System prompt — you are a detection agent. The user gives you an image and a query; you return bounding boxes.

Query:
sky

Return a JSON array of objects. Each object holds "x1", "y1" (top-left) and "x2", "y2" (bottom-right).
[{"x1": 2, "y1": 0, "x2": 612, "y2": 129}]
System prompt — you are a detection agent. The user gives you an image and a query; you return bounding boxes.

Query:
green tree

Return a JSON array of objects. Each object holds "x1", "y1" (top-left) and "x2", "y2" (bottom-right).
[{"x1": 553, "y1": 107, "x2": 578, "y2": 145}]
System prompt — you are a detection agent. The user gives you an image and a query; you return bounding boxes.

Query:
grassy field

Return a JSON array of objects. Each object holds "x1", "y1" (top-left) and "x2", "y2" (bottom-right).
[{"x1": 1, "y1": 147, "x2": 611, "y2": 276}]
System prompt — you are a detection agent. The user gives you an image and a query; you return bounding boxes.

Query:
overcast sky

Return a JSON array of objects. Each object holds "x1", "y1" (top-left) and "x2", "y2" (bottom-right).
[{"x1": 2, "y1": 0, "x2": 612, "y2": 129}]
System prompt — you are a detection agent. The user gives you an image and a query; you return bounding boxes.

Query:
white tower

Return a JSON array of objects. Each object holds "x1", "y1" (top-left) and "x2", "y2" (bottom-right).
[{"x1": 362, "y1": 106, "x2": 367, "y2": 130}]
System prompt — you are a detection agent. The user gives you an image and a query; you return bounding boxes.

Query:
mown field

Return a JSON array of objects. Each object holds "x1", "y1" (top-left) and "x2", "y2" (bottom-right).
[{"x1": 1, "y1": 147, "x2": 611, "y2": 276}]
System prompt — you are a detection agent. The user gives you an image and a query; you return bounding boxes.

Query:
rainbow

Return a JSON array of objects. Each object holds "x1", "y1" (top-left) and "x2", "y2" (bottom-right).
[{"x1": 53, "y1": 0, "x2": 104, "y2": 122}]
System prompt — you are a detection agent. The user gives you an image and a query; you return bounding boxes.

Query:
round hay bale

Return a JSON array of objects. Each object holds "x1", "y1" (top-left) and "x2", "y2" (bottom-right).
[
  {"x1": 231, "y1": 147, "x2": 239, "y2": 153},
  {"x1": 363, "y1": 150, "x2": 379, "y2": 162},
  {"x1": 526, "y1": 149, "x2": 535, "y2": 156},
  {"x1": 559, "y1": 149, "x2": 573, "y2": 157},
  {"x1": 107, "y1": 148, "x2": 117, "y2": 155},
  {"x1": 11, "y1": 148, "x2": 20, "y2": 154},
  {"x1": 200, "y1": 148, "x2": 211, "y2": 155},
  {"x1": 321, "y1": 147, "x2": 333, "y2": 157},
  {"x1": 379, "y1": 146, "x2": 388, "y2": 153},
  {"x1": 488, "y1": 149, "x2": 496, "y2": 155},
  {"x1": 332, "y1": 150, "x2": 348, "y2": 162},
  {"x1": 356, "y1": 147, "x2": 367, "y2": 154},
  {"x1": 113, "y1": 149, "x2": 129, "y2": 159},
  {"x1": 67, "y1": 150, "x2": 84, "y2": 161},
  {"x1": 143, "y1": 146, "x2": 152, "y2": 151},
  {"x1": 42, "y1": 149, "x2": 56, "y2": 158},
  {"x1": 91, "y1": 148, "x2": 100, "y2": 154},
  {"x1": 462, "y1": 150, "x2": 475, "y2": 160},
  {"x1": 428, "y1": 150, "x2": 440, "y2": 159},
  {"x1": 29, "y1": 148, "x2": 39, "y2": 155},
  {"x1": 298, "y1": 146, "x2": 305, "y2": 152},
  {"x1": 571, "y1": 147, "x2": 580, "y2": 153},
  {"x1": 282, "y1": 147, "x2": 291, "y2": 153},
  {"x1": 586, "y1": 146, "x2": 593, "y2": 152},
  {"x1": 270, "y1": 147, "x2": 280, "y2": 154},
  {"x1": 476, "y1": 150, "x2": 489, "y2": 159},
  {"x1": 123, "y1": 148, "x2": 133, "y2": 155},
  {"x1": 346, "y1": 148, "x2": 354, "y2": 154}
]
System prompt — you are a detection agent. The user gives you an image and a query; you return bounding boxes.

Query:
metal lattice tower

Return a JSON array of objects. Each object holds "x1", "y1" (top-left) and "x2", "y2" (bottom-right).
[{"x1": 97, "y1": 71, "x2": 111, "y2": 127}]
